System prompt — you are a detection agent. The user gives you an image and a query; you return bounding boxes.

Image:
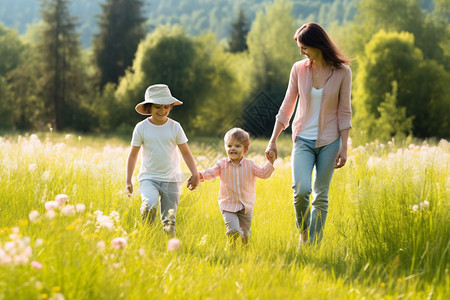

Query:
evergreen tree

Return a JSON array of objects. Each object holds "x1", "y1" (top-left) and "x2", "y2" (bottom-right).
[
  {"x1": 93, "y1": 0, "x2": 146, "y2": 89},
  {"x1": 375, "y1": 81, "x2": 413, "y2": 142},
  {"x1": 39, "y1": 0, "x2": 84, "y2": 130},
  {"x1": 229, "y1": 7, "x2": 249, "y2": 53}
]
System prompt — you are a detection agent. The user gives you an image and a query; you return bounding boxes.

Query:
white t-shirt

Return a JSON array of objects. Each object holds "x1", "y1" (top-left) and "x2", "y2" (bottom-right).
[
  {"x1": 299, "y1": 87, "x2": 323, "y2": 140},
  {"x1": 131, "y1": 118, "x2": 188, "y2": 182}
]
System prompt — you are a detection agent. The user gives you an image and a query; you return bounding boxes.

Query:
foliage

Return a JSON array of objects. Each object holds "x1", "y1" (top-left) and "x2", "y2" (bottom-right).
[
  {"x1": 92, "y1": 0, "x2": 146, "y2": 89},
  {"x1": 0, "y1": 25, "x2": 24, "y2": 76},
  {"x1": 352, "y1": 30, "x2": 450, "y2": 144},
  {"x1": 0, "y1": 0, "x2": 448, "y2": 143},
  {"x1": 0, "y1": 0, "x2": 361, "y2": 48},
  {"x1": 38, "y1": 0, "x2": 85, "y2": 130},
  {"x1": 0, "y1": 133, "x2": 448, "y2": 298},
  {"x1": 228, "y1": 7, "x2": 250, "y2": 53},
  {"x1": 116, "y1": 25, "x2": 244, "y2": 136},
  {"x1": 247, "y1": 0, "x2": 299, "y2": 99},
  {"x1": 374, "y1": 81, "x2": 413, "y2": 142},
  {"x1": 358, "y1": 0, "x2": 448, "y2": 66}
]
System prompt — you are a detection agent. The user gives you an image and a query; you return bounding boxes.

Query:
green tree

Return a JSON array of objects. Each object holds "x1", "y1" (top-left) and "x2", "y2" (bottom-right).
[
  {"x1": 246, "y1": 0, "x2": 298, "y2": 99},
  {"x1": 357, "y1": 0, "x2": 447, "y2": 66},
  {"x1": 375, "y1": 81, "x2": 413, "y2": 142},
  {"x1": 93, "y1": 0, "x2": 146, "y2": 89},
  {"x1": 228, "y1": 7, "x2": 250, "y2": 53},
  {"x1": 38, "y1": 0, "x2": 85, "y2": 130},
  {"x1": 353, "y1": 30, "x2": 449, "y2": 142},
  {"x1": 116, "y1": 25, "x2": 243, "y2": 135},
  {"x1": 0, "y1": 25, "x2": 24, "y2": 76},
  {"x1": 5, "y1": 47, "x2": 43, "y2": 130},
  {"x1": 0, "y1": 24, "x2": 25, "y2": 128}
]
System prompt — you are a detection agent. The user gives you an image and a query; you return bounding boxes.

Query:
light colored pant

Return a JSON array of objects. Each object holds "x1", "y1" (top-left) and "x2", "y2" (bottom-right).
[
  {"x1": 291, "y1": 137, "x2": 341, "y2": 244},
  {"x1": 221, "y1": 209, "x2": 253, "y2": 238},
  {"x1": 139, "y1": 179, "x2": 181, "y2": 226}
]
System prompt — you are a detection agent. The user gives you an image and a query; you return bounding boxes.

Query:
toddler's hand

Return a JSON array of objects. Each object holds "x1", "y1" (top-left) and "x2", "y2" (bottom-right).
[{"x1": 267, "y1": 150, "x2": 276, "y2": 164}]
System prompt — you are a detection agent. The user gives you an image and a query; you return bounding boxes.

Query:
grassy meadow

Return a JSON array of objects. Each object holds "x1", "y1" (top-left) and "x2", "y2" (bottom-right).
[{"x1": 0, "y1": 132, "x2": 448, "y2": 299}]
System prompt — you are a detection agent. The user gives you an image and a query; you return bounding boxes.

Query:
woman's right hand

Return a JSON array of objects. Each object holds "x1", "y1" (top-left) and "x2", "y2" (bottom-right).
[{"x1": 265, "y1": 141, "x2": 278, "y2": 161}]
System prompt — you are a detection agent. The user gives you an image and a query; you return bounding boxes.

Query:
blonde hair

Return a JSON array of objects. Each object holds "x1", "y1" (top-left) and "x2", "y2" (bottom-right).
[{"x1": 224, "y1": 128, "x2": 250, "y2": 149}]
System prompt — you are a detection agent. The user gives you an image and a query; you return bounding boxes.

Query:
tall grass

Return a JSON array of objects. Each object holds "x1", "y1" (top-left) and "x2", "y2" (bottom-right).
[{"x1": 0, "y1": 133, "x2": 448, "y2": 299}]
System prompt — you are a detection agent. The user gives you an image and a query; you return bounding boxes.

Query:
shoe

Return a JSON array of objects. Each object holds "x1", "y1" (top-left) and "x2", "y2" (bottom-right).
[{"x1": 163, "y1": 224, "x2": 176, "y2": 237}]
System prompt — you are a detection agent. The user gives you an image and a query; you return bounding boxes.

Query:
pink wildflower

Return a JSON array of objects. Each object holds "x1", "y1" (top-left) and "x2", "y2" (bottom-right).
[
  {"x1": 61, "y1": 205, "x2": 75, "y2": 216},
  {"x1": 167, "y1": 238, "x2": 180, "y2": 251},
  {"x1": 420, "y1": 201, "x2": 430, "y2": 209},
  {"x1": 55, "y1": 194, "x2": 69, "y2": 206},
  {"x1": 45, "y1": 210, "x2": 56, "y2": 219},
  {"x1": 75, "y1": 204, "x2": 86, "y2": 213},
  {"x1": 111, "y1": 237, "x2": 128, "y2": 250},
  {"x1": 28, "y1": 210, "x2": 40, "y2": 223},
  {"x1": 45, "y1": 201, "x2": 59, "y2": 211},
  {"x1": 97, "y1": 240, "x2": 106, "y2": 251},
  {"x1": 31, "y1": 260, "x2": 43, "y2": 270}
]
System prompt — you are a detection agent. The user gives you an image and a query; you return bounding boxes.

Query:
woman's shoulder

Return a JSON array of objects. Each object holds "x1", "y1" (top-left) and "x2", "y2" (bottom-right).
[
  {"x1": 335, "y1": 63, "x2": 352, "y2": 74},
  {"x1": 293, "y1": 59, "x2": 309, "y2": 68},
  {"x1": 292, "y1": 59, "x2": 309, "y2": 74}
]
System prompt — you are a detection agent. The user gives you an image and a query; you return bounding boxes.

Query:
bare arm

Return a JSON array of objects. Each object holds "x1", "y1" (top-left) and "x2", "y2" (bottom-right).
[
  {"x1": 178, "y1": 143, "x2": 199, "y2": 190},
  {"x1": 126, "y1": 146, "x2": 141, "y2": 195},
  {"x1": 335, "y1": 129, "x2": 349, "y2": 169}
]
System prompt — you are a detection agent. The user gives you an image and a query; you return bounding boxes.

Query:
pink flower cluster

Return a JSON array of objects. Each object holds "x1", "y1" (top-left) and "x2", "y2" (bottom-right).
[
  {"x1": 411, "y1": 200, "x2": 430, "y2": 212},
  {"x1": 39, "y1": 194, "x2": 86, "y2": 220},
  {"x1": 94, "y1": 210, "x2": 121, "y2": 231},
  {"x1": 111, "y1": 237, "x2": 128, "y2": 250},
  {"x1": 0, "y1": 227, "x2": 35, "y2": 267}
]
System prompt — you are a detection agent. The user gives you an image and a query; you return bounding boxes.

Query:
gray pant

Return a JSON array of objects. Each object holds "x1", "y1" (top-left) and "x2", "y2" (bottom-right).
[
  {"x1": 139, "y1": 179, "x2": 181, "y2": 225},
  {"x1": 221, "y1": 208, "x2": 253, "y2": 238}
]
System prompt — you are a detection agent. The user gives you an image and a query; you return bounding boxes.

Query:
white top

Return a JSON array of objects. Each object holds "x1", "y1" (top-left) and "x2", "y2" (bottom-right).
[
  {"x1": 131, "y1": 118, "x2": 188, "y2": 182},
  {"x1": 299, "y1": 87, "x2": 323, "y2": 140}
]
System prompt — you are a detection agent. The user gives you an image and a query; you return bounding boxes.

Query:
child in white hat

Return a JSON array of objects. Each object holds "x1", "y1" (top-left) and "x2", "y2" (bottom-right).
[{"x1": 126, "y1": 84, "x2": 199, "y2": 236}]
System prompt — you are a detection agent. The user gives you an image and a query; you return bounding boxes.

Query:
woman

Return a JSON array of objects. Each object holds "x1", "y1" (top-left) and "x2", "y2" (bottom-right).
[{"x1": 265, "y1": 22, "x2": 352, "y2": 245}]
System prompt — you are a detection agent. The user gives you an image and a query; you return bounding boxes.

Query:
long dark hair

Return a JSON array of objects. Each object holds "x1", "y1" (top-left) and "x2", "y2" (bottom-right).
[{"x1": 294, "y1": 22, "x2": 351, "y2": 68}]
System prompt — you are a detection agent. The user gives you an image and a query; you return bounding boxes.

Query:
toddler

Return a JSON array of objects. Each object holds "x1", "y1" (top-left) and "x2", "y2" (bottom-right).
[{"x1": 199, "y1": 128, "x2": 275, "y2": 246}]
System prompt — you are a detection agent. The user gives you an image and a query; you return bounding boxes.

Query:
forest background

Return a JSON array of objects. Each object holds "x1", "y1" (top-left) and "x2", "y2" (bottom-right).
[{"x1": 0, "y1": 0, "x2": 449, "y2": 145}]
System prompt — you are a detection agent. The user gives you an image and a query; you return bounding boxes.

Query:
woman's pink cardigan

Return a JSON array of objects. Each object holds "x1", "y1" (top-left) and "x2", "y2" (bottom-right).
[{"x1": 276, "y1": 59, "x2": 352, "y2": 148}]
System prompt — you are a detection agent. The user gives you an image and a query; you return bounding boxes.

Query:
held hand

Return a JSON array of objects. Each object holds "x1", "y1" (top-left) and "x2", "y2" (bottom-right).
[
  {"x1": 186, "y1": 173, "x2": 200, "y2": 190},
  {"x1": 267, "y1": 150, "x2": 276, "y2": 164},
  {"x1": 265, "y1": 143, "x2": 278, "y2": 161},
  {"x1": 335, "y1": 147, "x2": 347, "y2": 169}
]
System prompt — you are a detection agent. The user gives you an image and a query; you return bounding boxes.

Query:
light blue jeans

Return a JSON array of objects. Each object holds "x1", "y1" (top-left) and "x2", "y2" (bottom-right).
[
  {"x1": 139, "y1": 179, "x2": 181, "y2": 226},
  {"x1": 291, "y1": 137, "x2": 341, "y2": 244}
]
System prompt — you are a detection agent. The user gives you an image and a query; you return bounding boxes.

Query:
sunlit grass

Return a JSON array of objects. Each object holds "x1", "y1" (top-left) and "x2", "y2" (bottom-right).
[{"x1": 0, "y1": 133, "x2": 448, "y2": 299}]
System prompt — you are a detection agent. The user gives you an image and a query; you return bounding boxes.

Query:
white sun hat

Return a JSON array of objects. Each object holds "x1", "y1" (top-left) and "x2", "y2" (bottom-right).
[{"x1": 135, "y1": 84, "x2": 183, "y2": 115}]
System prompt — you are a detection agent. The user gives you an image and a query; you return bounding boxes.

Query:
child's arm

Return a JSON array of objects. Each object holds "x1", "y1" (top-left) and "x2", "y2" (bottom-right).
[
  {"x1": 198, "y1": 160, "x2": 222, "y2": 182},
  {"x1": 126, "y1": 146, "x2": 141, "y2": 195},
  {"x1": 178, "y1": 143, "x2": 199, "y2": 190},
  {"x1": 252, "y1": 160, "x2": 275, "y2": 179}
]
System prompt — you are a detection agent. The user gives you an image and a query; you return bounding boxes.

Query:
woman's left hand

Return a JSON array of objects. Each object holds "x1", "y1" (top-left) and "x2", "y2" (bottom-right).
[{"x1": 335, "y1": 147, "x2": 347, "y2": 169}]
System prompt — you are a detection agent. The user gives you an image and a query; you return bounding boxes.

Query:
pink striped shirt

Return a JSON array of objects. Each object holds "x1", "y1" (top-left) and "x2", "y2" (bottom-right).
[{"x1": 199, "y1": 157, "x2": 274, "y2": 213}]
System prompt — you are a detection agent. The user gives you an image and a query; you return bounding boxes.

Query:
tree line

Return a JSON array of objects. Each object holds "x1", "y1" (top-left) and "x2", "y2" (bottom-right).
[{"x1": 0, "y1": 0, "x2": 448, "y2": 144}]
